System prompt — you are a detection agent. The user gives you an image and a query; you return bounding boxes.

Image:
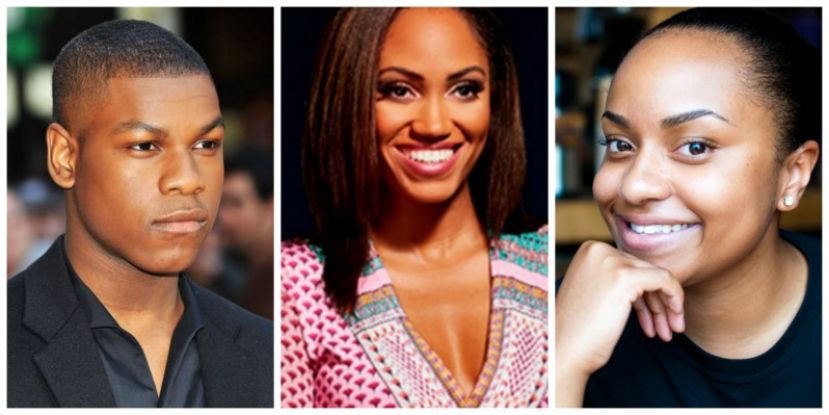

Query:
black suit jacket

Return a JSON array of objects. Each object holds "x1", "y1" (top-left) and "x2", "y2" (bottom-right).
[{"x1": 8, "y1": 237, "x2": 274, "y2": 407}]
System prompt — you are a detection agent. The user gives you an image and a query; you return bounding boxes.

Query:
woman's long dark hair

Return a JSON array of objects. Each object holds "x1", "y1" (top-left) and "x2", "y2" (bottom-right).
[{"x1": 303, "y1": 8, "x2": 529, "y2": 312}]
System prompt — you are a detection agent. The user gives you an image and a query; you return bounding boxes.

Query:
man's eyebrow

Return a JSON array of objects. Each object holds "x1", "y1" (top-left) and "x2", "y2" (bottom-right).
[
  {"x1": 602, "y1": 110, "x2": 630, "y2": 128},
  {"x1": 661, "y1": 109, "x2": 731, "y2": 128},
  {"x1": 110, "y1": 116, "x2": 224, "y2": 137},
  {"x1": 378, "y1": 66, "x2": 423, "y2": 81},
  {"x1": 447, "y1": 66, "x2": 487, "y2": 82},
  {"x1": 200, "y1": 116, "x2": 225, "y2": 135},
  {"x1": 111, "y1": 121, "x2": 168, "y2": 137}
]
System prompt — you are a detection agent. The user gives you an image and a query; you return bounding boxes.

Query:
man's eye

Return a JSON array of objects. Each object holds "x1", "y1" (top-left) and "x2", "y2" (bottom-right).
[
  {"x1": 194, "y1": 140, "x2": 221, "y2": 150},
  {"x1": 130, "y1": 142, "x2": 158, "y2": 151}
]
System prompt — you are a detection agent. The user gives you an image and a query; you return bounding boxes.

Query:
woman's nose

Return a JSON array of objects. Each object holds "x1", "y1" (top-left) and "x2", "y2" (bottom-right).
[
  {"x1": 619, "y1": 149, "x2": 672, "y2": 206},
  {"x1": 410, "y1": 96, "x2": 451, "y2": 140}
]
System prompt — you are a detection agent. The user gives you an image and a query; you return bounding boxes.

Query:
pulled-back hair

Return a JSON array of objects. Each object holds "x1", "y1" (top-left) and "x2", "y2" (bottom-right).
[
  {"x1": 52, "y1": 19, "x2": 211, "y2": 127},
  {"x1": 304, "y1": 8, "x2": 527, "y2": 311},
  {"x1": 644, "y1": 8, "x2": 820, "y2": 157}
]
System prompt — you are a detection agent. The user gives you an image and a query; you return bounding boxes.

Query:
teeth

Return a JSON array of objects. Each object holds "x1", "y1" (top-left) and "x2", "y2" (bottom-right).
[
  {"x1": 407, "y1": 149, "x2": 454, "y2": 164},
  {"x1": 630, "y1": 223, "x2": 690, "y2": 235}
]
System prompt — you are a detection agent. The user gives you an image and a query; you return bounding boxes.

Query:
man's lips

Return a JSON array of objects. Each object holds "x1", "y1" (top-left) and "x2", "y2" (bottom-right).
[{"x1": 152, "y1": 209, "x2": 208, "y2": 234}]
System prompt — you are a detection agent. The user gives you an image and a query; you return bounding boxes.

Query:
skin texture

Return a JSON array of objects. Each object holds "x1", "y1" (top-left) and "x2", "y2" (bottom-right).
[
  {"x1": 556, "y1": 30, "x2": 819, "y2": 407},
  {"x1": 47, "y1": 74, "x2": 224, "y2": 395},
  {"x1": 370, "y1": 8, "x2": 492, "y2": 396}
]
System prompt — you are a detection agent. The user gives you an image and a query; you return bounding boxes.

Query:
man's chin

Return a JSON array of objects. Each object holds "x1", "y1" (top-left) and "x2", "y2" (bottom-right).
[{"x1": 132, "y1": 255, "x2": 199, "y2": 277}]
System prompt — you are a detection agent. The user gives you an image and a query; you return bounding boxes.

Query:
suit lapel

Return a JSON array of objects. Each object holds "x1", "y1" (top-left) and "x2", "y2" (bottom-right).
[
  {"x1": 23, "y1": 237, "x2": 115, "y2": 407},
  {"x1": 197, "y1": 324, "x2": 259, "y2": 407},
  {"x1": 32, "y1": 313, "x2": 115, "y2": 407}
]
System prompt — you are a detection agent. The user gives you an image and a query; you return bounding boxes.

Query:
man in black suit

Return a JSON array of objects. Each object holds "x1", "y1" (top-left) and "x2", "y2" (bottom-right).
[{"x1": 8, "y1": 20, "x2": 273, "y2": 407}]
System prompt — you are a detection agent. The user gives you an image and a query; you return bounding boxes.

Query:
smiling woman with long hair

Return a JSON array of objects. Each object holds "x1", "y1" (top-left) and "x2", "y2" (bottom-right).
[
  {"x1": 556, "y1": 8, "x2": 820, "y2": 408},
  {"x1": 281, "y1": 8, "x2": 548, "y2": 408}
]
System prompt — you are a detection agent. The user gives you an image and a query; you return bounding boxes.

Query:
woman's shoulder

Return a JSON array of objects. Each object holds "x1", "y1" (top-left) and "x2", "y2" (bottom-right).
[
  {"x1": 281, "y1": 238, "x2": 326, "y2": 264},
  {"x1": 497, "y1": 225, "x2": 549, "y2": 254},
  {"x1": 494, "y1": 224, "x2": 549, "y2": 275},
  {"x1": 281, "y1": 239, "x2": 326, "y2": 291}
]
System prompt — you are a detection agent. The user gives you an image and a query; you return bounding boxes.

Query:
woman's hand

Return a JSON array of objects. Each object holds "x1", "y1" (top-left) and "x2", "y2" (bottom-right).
[{"x1": 555, "y1": 240, "x2": 685, "y2": 407}]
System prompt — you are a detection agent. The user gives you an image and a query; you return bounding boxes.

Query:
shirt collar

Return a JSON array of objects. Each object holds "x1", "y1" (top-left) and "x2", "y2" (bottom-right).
[{"x1": 67, "y1": 256, "x2": 204, "y2": 334}]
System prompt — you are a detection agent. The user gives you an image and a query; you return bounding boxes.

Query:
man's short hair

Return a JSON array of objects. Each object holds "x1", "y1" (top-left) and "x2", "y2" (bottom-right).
[{"x1": 52, "y1": 19, "x2": 211, "y2": 127}]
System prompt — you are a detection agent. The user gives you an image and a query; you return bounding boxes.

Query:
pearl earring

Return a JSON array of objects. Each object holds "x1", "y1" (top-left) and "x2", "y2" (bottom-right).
[{"x1": 783, "y1": 196, "x2": 795, "y2": 207}]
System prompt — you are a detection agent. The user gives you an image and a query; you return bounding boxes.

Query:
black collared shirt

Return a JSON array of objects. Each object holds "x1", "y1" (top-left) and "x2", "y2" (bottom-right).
[{"x1": 70, "y1": 265, "x2": 206, "y2": 407}]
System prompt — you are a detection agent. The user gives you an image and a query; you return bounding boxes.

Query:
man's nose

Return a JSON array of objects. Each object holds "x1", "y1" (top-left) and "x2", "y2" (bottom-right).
[{"x1": 159, "y1": 149, "x2": 205, "y2": 196}]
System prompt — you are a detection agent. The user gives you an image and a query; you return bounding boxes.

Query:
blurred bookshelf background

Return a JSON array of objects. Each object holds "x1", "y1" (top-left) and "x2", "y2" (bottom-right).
[{"x1": 554, "y1": 7, "x2": 822, "y2": 276}]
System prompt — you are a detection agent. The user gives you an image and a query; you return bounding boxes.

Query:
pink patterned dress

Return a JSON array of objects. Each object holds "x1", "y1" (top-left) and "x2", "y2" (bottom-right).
[{"x1": 280, "y1": 227, "x2": 548, "y2": 408}]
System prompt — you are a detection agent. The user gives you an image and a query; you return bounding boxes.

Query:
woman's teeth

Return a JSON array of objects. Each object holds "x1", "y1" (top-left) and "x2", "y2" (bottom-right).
[
  {"x1": 407, "y1": 149, "x2": 454, "y2": 164},
  {"x1": 630, "y1": 223, "x2": 689, "y2": 235}
]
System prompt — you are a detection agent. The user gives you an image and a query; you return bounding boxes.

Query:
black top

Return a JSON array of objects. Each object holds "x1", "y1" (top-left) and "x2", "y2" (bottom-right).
[
  {"x1": 8, "y1": 236, "x2": 275, "y2": 408},
  {"x1": 70, "y1": 262, "x2": 205, "y2": 407},
  {"x1": 581, "y1": 230, "x2": 821, "y2": 407}
]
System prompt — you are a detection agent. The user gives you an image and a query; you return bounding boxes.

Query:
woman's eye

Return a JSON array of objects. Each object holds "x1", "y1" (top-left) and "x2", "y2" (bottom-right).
[
  {"x1": 130, "y1": 142, "x2": 157, "y2": 151},
  {"x1": 601, "y1": 138, "x2": 634, "y2": 153},
  {"x1": 379, "y1": 83, "x2": 415, "y2": 100},
  {"x1": 677, "y1": 140, "x2": 713, "y2": 157},
  {"x1": 452, "y1": 82, "x2": 483, "y2": 100}
]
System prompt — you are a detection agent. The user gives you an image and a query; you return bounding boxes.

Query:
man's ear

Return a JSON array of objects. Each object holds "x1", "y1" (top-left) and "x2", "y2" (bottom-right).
[
  {"x1": 777, "y1": 140, "x2": 820, "y2": 211},
  {"x1": 46, "y1": 123, "x2": 78, "y2": 189}
]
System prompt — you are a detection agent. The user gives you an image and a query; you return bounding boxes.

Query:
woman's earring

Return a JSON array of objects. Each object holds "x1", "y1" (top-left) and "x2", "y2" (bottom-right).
[{"x1": 783, "y1": 196, "x2": 795, "y2": 207}]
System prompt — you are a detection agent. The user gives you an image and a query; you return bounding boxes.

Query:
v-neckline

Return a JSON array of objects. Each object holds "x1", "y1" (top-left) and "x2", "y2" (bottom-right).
[{"x1": 366, "y1": 240, "x2": 504, "y2": 408}]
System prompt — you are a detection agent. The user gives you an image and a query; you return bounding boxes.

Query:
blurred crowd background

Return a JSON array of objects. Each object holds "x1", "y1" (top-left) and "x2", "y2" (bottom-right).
[
  {"x1": 555, "y1": 7, "x2": 822, "y2": 275},
  {"x1": 7, "y1": 7, "x2": 275, "y2": 319}
]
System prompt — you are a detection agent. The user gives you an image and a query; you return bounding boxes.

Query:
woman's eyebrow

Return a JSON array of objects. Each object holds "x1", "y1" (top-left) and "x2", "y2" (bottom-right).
[
  {"x1": 602, "y1": 110, "x2": 630, "y2": 128},
  {"x1": 601, "y1": 109, "x2": 733, "y2": 129},
  {"x1": 447, "y1": 66, "x2": 487, "y2": 82},
  {"x1": 661, "y1": 109, "x2": 732, "y2": 128},
  {"x1": 377, "y1": 65, "x2": 487, "y2": 82},
  {"x1": 378, "y1": 66, "x2": 422, "y2": 80}
]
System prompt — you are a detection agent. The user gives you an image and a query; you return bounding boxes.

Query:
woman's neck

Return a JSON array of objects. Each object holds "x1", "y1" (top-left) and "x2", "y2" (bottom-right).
[
  {"x1": 682, "y1": 227, "x2": 808, "y2": 358},
  {"x1": 370, "y1": 183, "x2": 487, "y2": 263}
]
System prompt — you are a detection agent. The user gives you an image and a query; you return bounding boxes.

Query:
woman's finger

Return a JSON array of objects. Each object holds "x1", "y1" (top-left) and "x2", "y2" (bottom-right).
[
  {"x1": 620, "y1": 267, "x2": 684, "y2": 312},
  {"x1": 632, "y1": 296, "x2": 655, "y2": 338},
  {"x1": 644, "y1": 291, "x2": 671, "y2": 341},
  {"x1": 659, "y1": 291, "x2": 686, "y2": 333}
]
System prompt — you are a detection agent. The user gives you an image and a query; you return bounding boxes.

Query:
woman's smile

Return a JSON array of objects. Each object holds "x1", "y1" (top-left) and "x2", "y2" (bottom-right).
[
  {"x1": 593, "y1": 29, "x2": 784, "y2": 285},
  {"x1": 613, "y1": 211, "x2": 702, "y2": 256},
  {"x1": 393, "y1": 142, "x2": 465, "y2": 177},
  {"x1": 376, "y1": 8, "x2": 490, "y2": 205}
]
